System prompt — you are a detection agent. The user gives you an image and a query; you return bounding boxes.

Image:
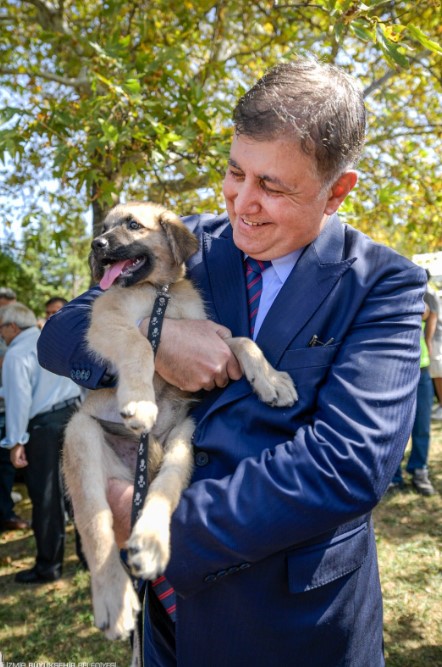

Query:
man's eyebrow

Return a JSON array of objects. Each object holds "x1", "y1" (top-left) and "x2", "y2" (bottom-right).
[
  {"x1": 227, "y1": 157, "x2": 292, "y2": 190},
  {"x1": 227, "y1": 157, "x2": 241, "y2": 169}
]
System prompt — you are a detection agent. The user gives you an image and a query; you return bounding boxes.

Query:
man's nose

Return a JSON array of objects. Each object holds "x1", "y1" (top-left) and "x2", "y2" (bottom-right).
[{"x1": 234, "y1": 182, "x2": 261, "y2": 217}]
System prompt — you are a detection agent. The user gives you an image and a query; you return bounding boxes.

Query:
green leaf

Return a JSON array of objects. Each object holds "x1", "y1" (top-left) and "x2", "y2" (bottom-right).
[
  {"x1": 351, "y1": 19, "x2": 375, "y2": 43},
  {"x1": 376, "y1": 25, "x2": 410, "y2": 68},
  {"x1": 123, "y1": 78, "x2": 142, "y2": 95},
  {"x1": 407, "y1": 24, "x2": 442, "y2": 55},
  {"x1": 0, "y1": 107, "x2": 26, "y2": 126}
]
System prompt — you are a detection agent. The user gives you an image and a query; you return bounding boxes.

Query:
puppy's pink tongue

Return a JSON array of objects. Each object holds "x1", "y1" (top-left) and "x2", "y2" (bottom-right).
[{"x1": 99, "y1": 260, "x2": 131, "y2": 290}]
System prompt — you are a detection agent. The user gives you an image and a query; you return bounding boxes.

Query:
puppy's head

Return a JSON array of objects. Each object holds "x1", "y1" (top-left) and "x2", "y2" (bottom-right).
[{"x1": 90, "y1": 202, "x2": 199, "y2": 290}]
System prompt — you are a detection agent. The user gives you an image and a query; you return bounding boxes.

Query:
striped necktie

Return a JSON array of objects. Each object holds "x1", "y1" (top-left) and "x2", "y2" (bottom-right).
[
  {"x1": 151, "y1": 575, "x2": 176, "y2": 620},
  {"x1": 245, "y1": 258, "x2": 272, "y2": 336}
]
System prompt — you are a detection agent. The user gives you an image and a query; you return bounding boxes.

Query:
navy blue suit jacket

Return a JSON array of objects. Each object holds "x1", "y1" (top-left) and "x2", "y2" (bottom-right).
[{"x1": 38, "y1": 213, "x2": 426, "y2": 667}]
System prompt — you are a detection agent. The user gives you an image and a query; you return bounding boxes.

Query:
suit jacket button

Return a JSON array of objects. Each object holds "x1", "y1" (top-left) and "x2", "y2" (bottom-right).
[
  {"x1": 204, "y1": 574, "x2": 217, "y2": 583},
  {"x1": 217, "y1": 569, "x2": 227, "y2": 578},
  {"x1": 195, "y1": 451, "x2": 209, "y2": 467}
]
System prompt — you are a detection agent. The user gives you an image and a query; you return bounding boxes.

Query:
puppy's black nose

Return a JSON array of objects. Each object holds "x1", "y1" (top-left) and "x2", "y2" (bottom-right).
[{"x1": 91, "y1": 236, "x2": 109, "y2": 251}]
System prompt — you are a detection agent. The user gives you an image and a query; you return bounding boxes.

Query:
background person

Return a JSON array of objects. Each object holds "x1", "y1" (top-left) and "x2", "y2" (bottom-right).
[
  {"x1": 44, "y1": 296, "x2": 68, "y2": 320},
  {"x1": 38, "y1": 57, "x2": 426, "y2": 666},
  {"x1": 38, "y1": 296, "x2": 69, "y2": 329},
  {"x1": 0, "y1": 302, "x2": 81, "y2": 583},
  {"x1": 426, "y1": 271, "x2": 442, "y2": 421},
  {"x1": 0, "y1": 290, "x2": 28, "y2": 531}
]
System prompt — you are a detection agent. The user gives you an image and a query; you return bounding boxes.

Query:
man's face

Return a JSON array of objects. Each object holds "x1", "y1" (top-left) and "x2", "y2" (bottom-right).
[
  {"x1": 0, "y1": 321, "x2": 19, "y2": 346},
  {"x1": 222, "y1": 134, "x2": 353, "y2": 261},
  {"x1": 45, "y1": 300, "x2": 65, "y2": 319}
]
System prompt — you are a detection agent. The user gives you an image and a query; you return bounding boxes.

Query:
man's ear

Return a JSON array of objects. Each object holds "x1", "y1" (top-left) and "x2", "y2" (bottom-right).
[{"x1": 324, "y1": 171, "x2": 358, "y2": 215}]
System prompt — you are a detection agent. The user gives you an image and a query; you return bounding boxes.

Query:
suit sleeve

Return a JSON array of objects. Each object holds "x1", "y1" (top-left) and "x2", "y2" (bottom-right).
[
  {"x1": 166, "y1": 264, "x2": 425, "y2": 597},
  {"x1": 37, "y1": 286, "x2": 112, "y2": 389}
]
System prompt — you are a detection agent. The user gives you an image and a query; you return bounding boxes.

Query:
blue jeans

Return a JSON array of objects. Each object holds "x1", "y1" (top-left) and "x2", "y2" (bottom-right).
[{"x1": 393, "y1": 367, "x2": 434, "y2": 483}]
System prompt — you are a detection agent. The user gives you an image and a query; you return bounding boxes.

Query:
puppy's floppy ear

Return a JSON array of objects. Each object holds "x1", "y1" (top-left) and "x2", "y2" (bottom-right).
[{"x1": 159, "y1": 210, "x2": 199, "y2": 265}]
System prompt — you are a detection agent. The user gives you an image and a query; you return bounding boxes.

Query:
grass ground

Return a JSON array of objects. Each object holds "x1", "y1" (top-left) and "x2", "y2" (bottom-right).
[
  {"x1": 1, "y1": 423, "x2": 441, "y2": 665},
  {"x1": 375, "y1": 419, "x2": 442, "y2": 666}
]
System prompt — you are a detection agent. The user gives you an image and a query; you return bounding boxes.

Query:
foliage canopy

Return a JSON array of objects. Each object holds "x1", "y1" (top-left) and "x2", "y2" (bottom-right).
[{"x1": 0, "y1": 0, "x2": 441, "y2": 303}]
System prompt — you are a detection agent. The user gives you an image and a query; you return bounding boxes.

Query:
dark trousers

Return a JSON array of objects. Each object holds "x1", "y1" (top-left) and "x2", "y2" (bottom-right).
[
  {"x1": 0, "y1": 438, "x2": 15, "y2": 521},
  {"x1": 25, "y1": 404, "x2": 76, "y2": 577}
]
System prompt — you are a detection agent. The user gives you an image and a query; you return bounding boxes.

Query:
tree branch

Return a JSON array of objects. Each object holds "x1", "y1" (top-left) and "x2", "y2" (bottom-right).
[
  {"x1": 367, "y1": 125, "x2": 442, "y2": 145},
  {"x1": 0, "y1": 66, "x2": 88, "y2": 92}
]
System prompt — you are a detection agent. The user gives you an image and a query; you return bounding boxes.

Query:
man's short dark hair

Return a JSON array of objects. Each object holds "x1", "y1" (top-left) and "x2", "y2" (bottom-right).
[
  {"x1": 233, "y1": 56, "x2": 366, "y2": 185},
  {"x1": 45, "y1": 296, "x2": 68, "y2": 308}
]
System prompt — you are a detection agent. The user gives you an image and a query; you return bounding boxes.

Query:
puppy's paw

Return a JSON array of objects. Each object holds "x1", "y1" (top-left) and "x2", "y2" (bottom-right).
[
  {"x1": 120, "y1": 400, "x2": 158, "y2": 434},
  {"x1": 92, "y1": 569, "x2": 140, "y2": 641},
  {"x1": 127, "y1": 524, "x2": 170, "y2": 581},
  {"x1": 252, "y1": 370, "x2": 298, "y2": 407}
]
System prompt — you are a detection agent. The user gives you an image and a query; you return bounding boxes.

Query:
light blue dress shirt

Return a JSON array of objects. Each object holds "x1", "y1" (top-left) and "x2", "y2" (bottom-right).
[
  {"x1": 253, "y1": 248, "x2": 304, "y2": 340},
  {"x1": 0, "y1": 326, "x2": 80, "y2": 448}
]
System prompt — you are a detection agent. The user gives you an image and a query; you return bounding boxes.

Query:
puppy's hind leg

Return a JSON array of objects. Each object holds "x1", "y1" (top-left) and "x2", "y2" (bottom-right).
[
  {"x1": 128, "y1": 418, "x2": 194, "y2": 580},
  {"x1": 63, "y1": 413, "x2": 140, "y2": 640}
]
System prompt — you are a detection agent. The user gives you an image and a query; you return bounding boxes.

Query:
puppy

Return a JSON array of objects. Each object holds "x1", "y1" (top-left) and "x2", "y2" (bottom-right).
[{"x1": 63, "y1": 201, "x2": 297, "y2": 642}]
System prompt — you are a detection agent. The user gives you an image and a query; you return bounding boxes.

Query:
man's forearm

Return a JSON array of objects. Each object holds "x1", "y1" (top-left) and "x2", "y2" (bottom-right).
[
  {"x1": 153, "y1": 318, "x2": 243, "y2": 391},
  {"x1": 37, "y1": 287, "x2": 111, "y2": 389}
]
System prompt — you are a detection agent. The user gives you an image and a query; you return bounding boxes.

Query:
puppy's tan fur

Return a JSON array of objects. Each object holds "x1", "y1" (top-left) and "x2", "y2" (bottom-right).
[{"x1": 63, "y1": 202, "x2": 297, "y2": 642}]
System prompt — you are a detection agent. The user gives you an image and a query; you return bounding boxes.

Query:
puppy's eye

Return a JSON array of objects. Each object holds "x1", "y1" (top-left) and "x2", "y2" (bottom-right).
[{"x1": 127, "y1": 219, "x2": 141, "y2": 230}]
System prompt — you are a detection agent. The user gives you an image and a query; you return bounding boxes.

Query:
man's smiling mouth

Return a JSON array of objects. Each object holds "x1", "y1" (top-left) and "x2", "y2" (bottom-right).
[{"x1": 242, "y1": 217, "x2": 267, "y2": 227}]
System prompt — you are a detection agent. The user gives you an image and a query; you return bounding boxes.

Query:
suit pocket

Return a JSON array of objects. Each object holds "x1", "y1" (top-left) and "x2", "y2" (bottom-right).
[
  {"x1": 279, "y1": 343, "x2": 340, "y2": 371},
  {"x1": 287, "y1": 522, "x2": 368, "y2": 593},
  {"x1": 278, "y1": 344, "x2": 340, "y2": 406}
]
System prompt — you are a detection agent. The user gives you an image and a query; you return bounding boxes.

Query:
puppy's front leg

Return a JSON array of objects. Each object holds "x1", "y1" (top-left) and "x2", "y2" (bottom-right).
[
  {"x1": 227, "y1": 337, "x2": 298, "y2": 406},
  {"x1": 116, "y1": 336, "x2": 158, "y2": 434},
  {"x1": 88, "y1": 302, "x2": 158, "y2": 434}
]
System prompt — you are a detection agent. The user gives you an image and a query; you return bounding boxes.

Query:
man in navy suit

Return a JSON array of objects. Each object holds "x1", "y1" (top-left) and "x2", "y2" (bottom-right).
[{"x1": 38, "y1": 57, "x2": 426, "y2": 666}]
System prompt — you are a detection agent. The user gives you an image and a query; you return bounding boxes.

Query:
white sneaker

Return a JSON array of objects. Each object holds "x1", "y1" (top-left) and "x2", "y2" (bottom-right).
[{"x1": 431, "y1": 405, "x2": 442, "y2": 421}]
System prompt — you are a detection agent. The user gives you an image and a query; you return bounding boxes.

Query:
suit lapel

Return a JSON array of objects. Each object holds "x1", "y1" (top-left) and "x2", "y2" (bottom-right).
[
  {"x1": 256, "y1": 215, "x2": 356, "y2": 366},
  {"x1": 195, "y1": 214, "x2": 356, "y2": 419}
]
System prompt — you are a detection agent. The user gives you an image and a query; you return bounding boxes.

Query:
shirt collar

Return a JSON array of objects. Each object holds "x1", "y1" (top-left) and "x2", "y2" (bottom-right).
[
  {"x1": 245, "y1": 248, "x2": 304, "y2": 283},
  {"x1": 270, "y1": 248, "x2": 304, "y2": 284}
]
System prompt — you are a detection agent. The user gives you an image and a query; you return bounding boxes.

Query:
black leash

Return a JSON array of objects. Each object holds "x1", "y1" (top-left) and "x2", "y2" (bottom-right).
[
  {"x1": 130, "y1": 285, "x2": 171, "y2": 667},
  {"x1": 131, "y1": 284, "x2": 170, "y2": 529}
]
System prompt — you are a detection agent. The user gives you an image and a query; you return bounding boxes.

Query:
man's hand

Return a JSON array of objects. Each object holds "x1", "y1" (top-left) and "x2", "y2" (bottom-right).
[
  {"x1": 141, "y1": 318, "x2": 243, "y2": 392},
  {"x1": 107, "y1": 477, "x2": 133, "y2": 548},
  {"x1": 10, "y1": 444, "x2": 28, "y2": 468}
]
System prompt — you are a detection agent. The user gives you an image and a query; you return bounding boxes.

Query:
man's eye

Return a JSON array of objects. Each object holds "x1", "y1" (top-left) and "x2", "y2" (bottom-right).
[
  {"x1": 229, "y1": 169, "x2": 243, "y2": 179},
  {"x1": 260, "y1": 180, "x2": 284, "y2": 196}
]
